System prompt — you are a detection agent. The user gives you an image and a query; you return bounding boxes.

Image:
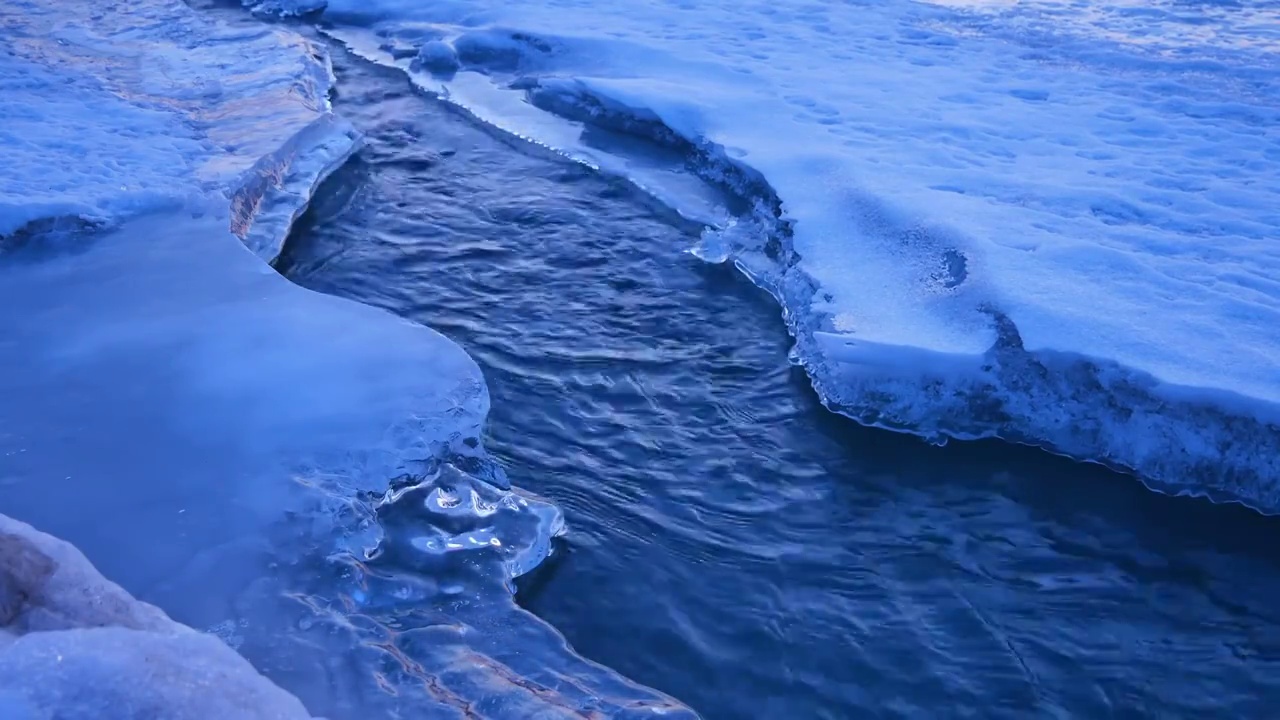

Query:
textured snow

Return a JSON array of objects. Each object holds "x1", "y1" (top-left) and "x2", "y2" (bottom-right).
[
  {"x1": 282, "y1": 0, "x2": 1280, "y2": 508},
  {"x1": 0, "y1": 0, "x2": 356, "y2": 259},
  {"x1": 0, "y1": 0, "x2": 696, "y2": 716}
]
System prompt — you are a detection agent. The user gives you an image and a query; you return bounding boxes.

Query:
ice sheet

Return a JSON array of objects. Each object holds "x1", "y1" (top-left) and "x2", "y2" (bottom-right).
[
  {"x1": 0, "y1": 208, "x2": 692, "y2": 718},
  {"x1": 284, "y1": 0, "x2": 1280, "y2": 508}
]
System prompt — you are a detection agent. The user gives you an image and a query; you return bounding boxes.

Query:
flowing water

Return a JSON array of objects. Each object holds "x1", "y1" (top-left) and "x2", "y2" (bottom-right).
[{"x1": 278, "y1": 52, "x2": 1280, "y2": 719}]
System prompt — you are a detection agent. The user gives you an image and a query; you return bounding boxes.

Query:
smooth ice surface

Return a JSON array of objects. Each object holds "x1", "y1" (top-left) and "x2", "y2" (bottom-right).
[
  {"x1": 281, "y1": 0, "x2": 1280, "y2": 507},
  {"x1": 1, "y1": 0, "x2": 695, "y2": 715}
]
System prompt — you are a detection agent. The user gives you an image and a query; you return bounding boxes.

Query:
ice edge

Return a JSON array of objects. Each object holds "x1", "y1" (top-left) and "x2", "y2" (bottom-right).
[
  {"x1": 573, "y1": 82, "x2": 1280, "y2": 513},
  {"x1": 565, "y1": 87, "x2": 1280, "y2": 514},
  {"x1": 231, "y1": 112, "x2": 364, "y2": 264}
]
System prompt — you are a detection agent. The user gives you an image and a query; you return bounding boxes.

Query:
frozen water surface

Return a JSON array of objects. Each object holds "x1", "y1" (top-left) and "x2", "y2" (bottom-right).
[
  {"x1": 285, "y1": 0, "x2": 1280, "y2": 508},
  {"x1": 0, "y1": 0, "x2": 694, "y2": 716}
]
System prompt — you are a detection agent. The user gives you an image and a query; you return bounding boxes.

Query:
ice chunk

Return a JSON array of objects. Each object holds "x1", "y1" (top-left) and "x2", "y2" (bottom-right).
[
  {"x1": 233, "y1": 114, "x2": 362, "y2": 262},
  {"x1": 0, "y1": 514, "x2": 316, "y2": 720},
  {"x1": 302, "y1": 0, "x2": 1280, "y2": 509},
  {"x1": 416, "y1": 40, "x2": 462, "y2": 76}
]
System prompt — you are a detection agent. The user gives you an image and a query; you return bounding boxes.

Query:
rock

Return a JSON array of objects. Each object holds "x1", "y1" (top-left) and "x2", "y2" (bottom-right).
[{"x1": 0, "y1": 514, "x2": 317, "y2": 720}]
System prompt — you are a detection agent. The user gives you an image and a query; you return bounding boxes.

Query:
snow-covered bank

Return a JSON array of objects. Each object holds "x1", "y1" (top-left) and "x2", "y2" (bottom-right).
[
  {"x1": 0, "y1": 0, "x2": 356, "y2": 258},
  {"x1": 266, "y1": 0, "x2": 1280, "y2": 510},
  {"x1": 0, "y1": 0, "x2": 696, "y2": 716}
]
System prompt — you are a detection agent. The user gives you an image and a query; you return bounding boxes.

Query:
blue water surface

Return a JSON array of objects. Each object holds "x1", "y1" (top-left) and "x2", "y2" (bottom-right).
[{"x1": 278, "y1": 51, "x2": 1280, "y2": 719}]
